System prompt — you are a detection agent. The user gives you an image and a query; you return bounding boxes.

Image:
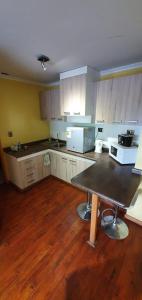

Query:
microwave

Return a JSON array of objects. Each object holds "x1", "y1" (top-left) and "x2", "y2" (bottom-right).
[
  {"x1": 109, "y1": 142, "x2": 137, "y2": 165},
  {"x1": 66, "y1": 126, "x2": 95, "y2": 153}
]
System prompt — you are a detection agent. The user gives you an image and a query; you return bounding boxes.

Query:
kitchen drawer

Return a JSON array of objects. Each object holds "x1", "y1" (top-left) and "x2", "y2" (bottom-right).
[
  {"x1": 23, "y1": 158, "x2": 35, "y2": 168},
  {"x1": 24, "y1": 165, "x2": 36, "y2": 174},
  {"x1": 24, "y1": 177, "x2": 37, "y2": 187},
  {"x1": 24, "y1": 172, "x2": 38, "y2": 187}
]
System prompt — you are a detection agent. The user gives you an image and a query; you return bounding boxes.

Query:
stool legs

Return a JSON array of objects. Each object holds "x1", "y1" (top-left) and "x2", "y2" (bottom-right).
[
  {"x1": 77, "y1": 192, "x2": 92, "y2": 221},
  {"x1": 101, "y1": 206, "x2": 129, "y2": 240}
]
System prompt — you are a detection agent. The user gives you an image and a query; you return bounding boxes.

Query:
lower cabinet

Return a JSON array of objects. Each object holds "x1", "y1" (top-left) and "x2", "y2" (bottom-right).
[
  {"x1": 6, "y1": 151, "x2": 51, "y2": 189},
  {"x1": 6, "y1": 149, "x2": 95, "y2": 189},
  {"x1": 49, "y1": 150, "x2": 95, "y2": 183}
]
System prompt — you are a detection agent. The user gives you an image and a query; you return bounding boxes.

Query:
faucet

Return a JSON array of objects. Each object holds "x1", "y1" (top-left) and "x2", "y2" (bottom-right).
[{"x1": 56, "y1": 133, "x2": 60, "y2": 148}]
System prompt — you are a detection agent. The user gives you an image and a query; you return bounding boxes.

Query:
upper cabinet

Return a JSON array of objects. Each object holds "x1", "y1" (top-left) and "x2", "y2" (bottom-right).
[
  {"x1": 60, "y1": 66, "x2": 99, "y2": 120},
  {"x1": 95, "y1": 73, "x2": 142, "y2": 124},
  {"x1": 95, "y1": 79, "x2": 113, "y2": 123},
  {"x1": 39, "y1": 87, "x2": 60, "y2": 120}
]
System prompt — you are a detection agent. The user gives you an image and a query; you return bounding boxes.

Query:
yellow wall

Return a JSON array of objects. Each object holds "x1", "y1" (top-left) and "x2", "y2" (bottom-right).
[{"x1": 0, "y1": 78, "x2": 49, "y2": 147}]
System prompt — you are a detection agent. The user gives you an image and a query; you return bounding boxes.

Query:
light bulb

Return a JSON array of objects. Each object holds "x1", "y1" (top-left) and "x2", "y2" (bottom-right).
[{"x1": 41, "y1": 62, "x2": 47, "y2": 71}]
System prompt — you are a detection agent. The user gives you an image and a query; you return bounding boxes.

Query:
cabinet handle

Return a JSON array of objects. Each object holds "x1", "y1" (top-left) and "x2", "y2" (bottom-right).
[
  {"x1": 24, "y1": 159, "x2": 34, "y2": 164},
  {"x1": 27, "y1": 179, "x2": 35, "y2": 185},
  {"x1": 26, "y1": 173, "x2": 34, "y2": 177},
  {"x1": 69, "y1": 160, "x2": 77, "y2": 163},
  {"x1": 61, "y1": 157, "x2": 67, "y2": 160},
  {"x1": 51, "y1": 117, "x2": 56, "y2": 120},
  {"x1": 96, "y1": 120, "x2": 104, "y2": 123},
  {"x1": 126, "y1": 120, "x2": 138, "y2": 123},
  {"x1": 57, "y1": 118, "x2": 63, "y2": 120},
  {"x1": 26, "y1": 166, "x2": 34, "y2": 171},
  {"x1": 112, "y1": 121, "x2": 122, "y2": 124},
  {"x1": 64, "y1": 112, "x2": 70, "y2": 115},
  {"x1": 73, "y1": 112, "x2": 80, "y2": 115}
]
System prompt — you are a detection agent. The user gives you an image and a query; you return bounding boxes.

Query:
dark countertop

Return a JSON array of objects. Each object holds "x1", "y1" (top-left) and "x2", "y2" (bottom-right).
[
  {"x1": 3, "y1": 139, "x2": 98, "y2": 162},
  {"x1": 71, "y1": 154, "x2": 141, "y2": 208}
]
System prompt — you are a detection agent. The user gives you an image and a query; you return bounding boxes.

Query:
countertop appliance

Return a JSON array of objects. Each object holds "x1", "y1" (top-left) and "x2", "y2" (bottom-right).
[
  {"x1": 118, "y1": 130, "x2": 135, "y2": 147},
  {"x1": 109, "y1": 142, "x2": 137, "y2": 164},
  {"x1": 95, "y1": 139, "x2": 103, "y2": 153},
  {"x1": 66, "y1": 126, "x2": 95, "y2": 153},
  {"x1": 118, "y1": 134, "x2": 134, "y2": 147}
]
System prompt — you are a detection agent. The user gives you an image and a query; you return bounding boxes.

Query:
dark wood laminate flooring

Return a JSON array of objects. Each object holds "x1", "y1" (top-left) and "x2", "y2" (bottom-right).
[{"x1": 0, "y1": 176, "x2": 142, "y2": 300}]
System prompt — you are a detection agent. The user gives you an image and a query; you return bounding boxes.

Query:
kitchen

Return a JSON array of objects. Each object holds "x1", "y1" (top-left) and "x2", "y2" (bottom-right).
[{"x1": 0, "y1": 0, "x2": 142, "y2": 299}]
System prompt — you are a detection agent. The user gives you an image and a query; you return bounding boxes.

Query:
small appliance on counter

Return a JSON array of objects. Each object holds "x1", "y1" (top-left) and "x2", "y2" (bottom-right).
[
  {"x1": 95, "y1": 139, "x2": 103, "y2": 153},
  {"x1": 109, "y1": 142, "x2": 137, "y2": 164},
  {"x1": 66, "y1": 126, "x2": 95, "y2": 153},
  {"x1": 118, "y1": 130, "x2": 135, "y2": 147}
]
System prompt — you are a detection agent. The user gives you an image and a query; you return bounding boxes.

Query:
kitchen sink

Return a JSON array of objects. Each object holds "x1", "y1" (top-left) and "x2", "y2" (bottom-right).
[
  {"x1": 40, "y1": 140, "x2": 65, "y2": 148},
  {"x1": 52, "y1": 142, "x2": 65, "y2": 148}
]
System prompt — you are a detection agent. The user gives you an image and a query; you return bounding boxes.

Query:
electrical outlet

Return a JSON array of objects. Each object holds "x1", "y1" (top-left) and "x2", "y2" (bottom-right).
[
  {"x1": 8, "y1": 131, "x2": 13, "y2": 137},
  {"x1": 98, "y1": 128, "x2": 103, "y2": 132}
]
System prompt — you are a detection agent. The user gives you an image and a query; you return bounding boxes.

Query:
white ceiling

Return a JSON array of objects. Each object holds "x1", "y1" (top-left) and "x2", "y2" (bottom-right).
[{"x1": 0, "y1": 0, "x2": 142, "y2": 84}]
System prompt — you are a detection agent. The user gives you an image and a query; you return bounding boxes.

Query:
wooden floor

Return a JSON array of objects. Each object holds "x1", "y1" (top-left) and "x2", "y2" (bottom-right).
[{"x1": 0, "y1": 176, "x2": 142, "y2": 300}]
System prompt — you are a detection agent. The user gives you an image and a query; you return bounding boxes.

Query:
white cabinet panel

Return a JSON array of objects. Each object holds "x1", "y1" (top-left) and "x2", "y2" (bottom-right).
[
  {"x1": 60, "y1": 74, "x2": 95, "y2": 119},
  {"x1": 49, "y1": 150, "x2": 95, "y2": 184},
  {"x1": 40, "y1": 87, "x2": 60, "y2": 120},
  {"x1": 6, "y1": 152, "x2": 51, "y2": 189},
  {"x1": 50, "y1": 151, "x2": 60, "y2": 178},
  {"x1": 95, "y1": 79, "x2": 113, "y2": 123},
  {"x1": 124, "y1": 74, "x2": 142, "y2": 123},
  {"x1": 60, "y1": 156, "x2": 68, "y2": 181},
  {"x1": 40, "y1": 90, "x2": 51, "y2": 120},
  {"x1": 68, "y1": 158, "x2": 79, "y2": 183},
  {"x1": 95, "y1": 74, "x2": 142, "y2": 124}
]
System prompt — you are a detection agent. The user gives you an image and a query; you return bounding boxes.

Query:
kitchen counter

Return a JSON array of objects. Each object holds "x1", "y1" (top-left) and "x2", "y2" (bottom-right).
[
  {"x1": 71, "y1": 155, "x2": 140, "y2": 208},
  {"x1": 4, "y1": 139, "x2": 101, "y2": 162},
  {"x1": 71, "y1": 152, "x2": 141, "y2": 247}
]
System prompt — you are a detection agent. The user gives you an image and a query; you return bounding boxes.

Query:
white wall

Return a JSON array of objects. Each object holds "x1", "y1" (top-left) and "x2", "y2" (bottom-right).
[{"x1": 50, "y1": 120, "x2": 142, "y2": 146}]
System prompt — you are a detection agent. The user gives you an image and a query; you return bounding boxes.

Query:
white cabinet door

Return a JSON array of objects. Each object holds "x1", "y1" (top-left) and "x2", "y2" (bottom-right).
[
  {"x1": 60, "y1": 156, "x2": 68, "y2": 181},
  {"x1": 68, "y1": 158, "x2": 78, "y2": 182},
  {"x1": 40, "y1": 87, "x2": 60, "y2": 120},
  {"x1": 40, "y1": 154, "x2": 51, "y2": 178},
  {"x1": 60, "y1": 78, "x2": 72, "y2": 116},
  {"x1": 50, "y1": 152, "x2": 60, "y2": 178},
  {"x1": 50, "y1": 88, "x2": 60, "y2": 120},
  {"x1": 60, "y1": 74, "x2": 87, "y2": 116},
  {"x1": 102, "y1": 73, "x2": 142, "y2": 124},
  {"x1": 111, "y1": 77, "x2": 128, "y2": 123},
  {"x1": 95, "y1": 79, "x2": 113, "y2": 123},
  {"x1": 39, "y1": 90, "x2": 51, "y2": 120},
  {"x1": 124, "y1": 74, "x2": 142, "y2": 123}
]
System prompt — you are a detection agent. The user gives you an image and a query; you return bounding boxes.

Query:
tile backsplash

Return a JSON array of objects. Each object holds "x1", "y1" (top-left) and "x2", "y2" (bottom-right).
[{"x1": 50, "y1": 120, "x2": 142, "y2": 146}]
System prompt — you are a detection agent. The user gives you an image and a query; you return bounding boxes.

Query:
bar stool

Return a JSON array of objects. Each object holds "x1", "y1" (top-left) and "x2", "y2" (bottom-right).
[
  {"x1": 101, "y1": 206, "x2": 129, "y2": 239},
  {"x1": 77, "y1": 192, "x2": 99, "y2": 221}
]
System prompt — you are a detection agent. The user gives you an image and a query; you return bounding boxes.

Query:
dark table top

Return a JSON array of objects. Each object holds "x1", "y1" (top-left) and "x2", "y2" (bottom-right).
[{"x1": 71, "y1": 154, "x2": 141, "y2": 208}]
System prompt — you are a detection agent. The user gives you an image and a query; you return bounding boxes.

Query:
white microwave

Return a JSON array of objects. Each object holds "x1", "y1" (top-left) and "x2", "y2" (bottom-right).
[{"x1": 109, "y1": 142, "x2": 137, "y2": 165}]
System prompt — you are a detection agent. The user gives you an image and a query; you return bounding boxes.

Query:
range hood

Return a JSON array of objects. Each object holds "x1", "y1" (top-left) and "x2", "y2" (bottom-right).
[{"x1": 60, "y1": 66, "x2": 100, "y2": 123}]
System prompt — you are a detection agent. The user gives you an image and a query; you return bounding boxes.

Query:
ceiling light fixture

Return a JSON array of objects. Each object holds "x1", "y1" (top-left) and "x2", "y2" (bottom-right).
[{"x1": 37, "y1": 55, "x2": 50, "y2": 71}]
